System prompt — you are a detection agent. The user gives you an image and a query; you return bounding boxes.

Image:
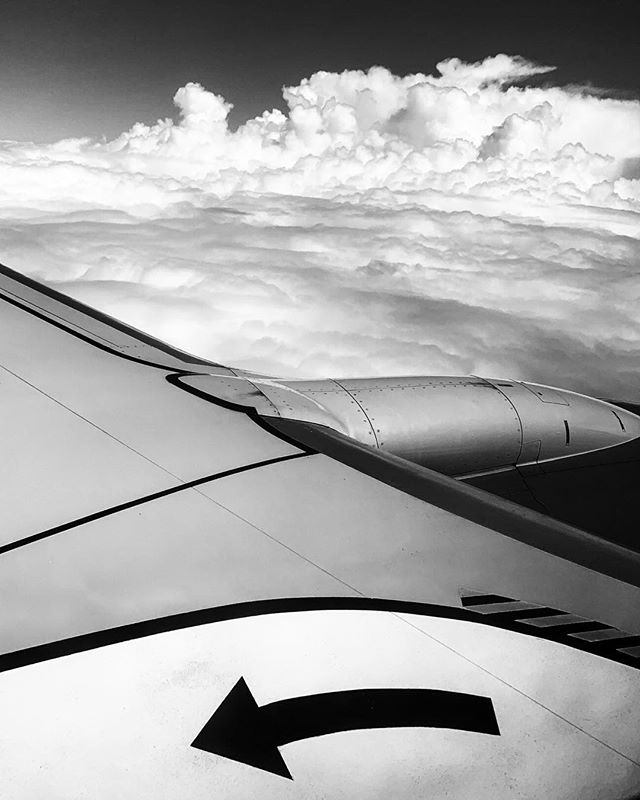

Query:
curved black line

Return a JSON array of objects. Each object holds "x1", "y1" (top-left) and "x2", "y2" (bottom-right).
[
  {"x1": 0, "y1": 290, "x2": 181, "y2": 372},
  {"x1": 165, "y1": 373, "x2": 316, "y2": 455},
  {"x1": 0, "y1": 262, "x2": 222, "y2": 370},
  {"x1": 0, "y1": 596, "x2": 638, "y2": 676},
  {"x1": 0, "y1": 452, "x2": 311, "y2": 557},
  {"x1": 0, "y1": 297, "x2": 316, "y2": 457},
  {"x1": 0, "y1": 276, "x2": 318, "y2": 466}
]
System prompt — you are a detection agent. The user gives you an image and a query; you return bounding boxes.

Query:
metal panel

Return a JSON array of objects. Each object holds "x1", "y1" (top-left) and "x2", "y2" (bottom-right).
[
  {"x1": 0, "y1": 365, "x2": 172, "y2": 543},
  {"x1": 521, "y1": 382, "x2": 570, "y2": 405},
  {"x1": 483, "y1": 380, "x2": 567, "y2": 464},
  {"x1": 277, "y1": 379, "x2": 378, "y2": 445},
  {"x1": 0, "y1": 471, "x2": 352, "y2": 654},
  {"x1": 321, "y1": 377, "x2": 522, "y2": 474},
  {"x1": 199, "y1": 454, "x2": 640, "y2": 635},
  {"x1": 488, "y1": 380, "x2": 640, "y2": 465}
]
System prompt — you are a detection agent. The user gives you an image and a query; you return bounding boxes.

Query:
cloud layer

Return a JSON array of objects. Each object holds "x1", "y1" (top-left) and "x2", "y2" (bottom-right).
[{"x1": 1, "y1": 55, "x2": 639, "y2": 398}]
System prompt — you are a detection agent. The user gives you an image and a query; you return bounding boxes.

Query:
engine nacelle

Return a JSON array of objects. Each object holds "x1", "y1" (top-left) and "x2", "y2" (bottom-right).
[
  {"x1": 180, "y1": 373, "x2": 640, "y2": 478},
  {"x1": 252, "y1": 375, "x2": 640, "y2": 476}
]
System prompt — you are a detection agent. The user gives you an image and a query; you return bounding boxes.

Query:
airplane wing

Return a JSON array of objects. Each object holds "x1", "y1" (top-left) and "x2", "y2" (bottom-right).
[{"x1": 1, "y1": 261, "x2": 639, "y2": 799}]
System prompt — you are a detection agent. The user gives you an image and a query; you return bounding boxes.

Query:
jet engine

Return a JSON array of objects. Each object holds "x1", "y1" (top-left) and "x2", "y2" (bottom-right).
[{"x1": 200, "y1": 374, "x2": 640, "y2": 478}]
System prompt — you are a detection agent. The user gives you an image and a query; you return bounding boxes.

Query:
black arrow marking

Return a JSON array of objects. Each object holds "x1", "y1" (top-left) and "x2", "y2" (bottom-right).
[{"x1": 191, "y1": 677, "x2": 500, "y2": 779}]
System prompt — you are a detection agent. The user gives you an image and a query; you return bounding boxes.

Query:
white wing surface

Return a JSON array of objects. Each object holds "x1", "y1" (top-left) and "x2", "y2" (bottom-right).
[{"x1": 1, "y1": 262, "x2": 639, "y2": 799}]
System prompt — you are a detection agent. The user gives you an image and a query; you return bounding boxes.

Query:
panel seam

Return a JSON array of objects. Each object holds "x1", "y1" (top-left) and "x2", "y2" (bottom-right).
[{"x1": 331, "y1": 379, "x2": 380, "y2": 448}]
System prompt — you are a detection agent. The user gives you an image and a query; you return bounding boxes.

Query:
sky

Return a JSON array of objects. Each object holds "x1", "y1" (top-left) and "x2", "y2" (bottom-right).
[
  {"x1": 1, "y1": 0, "x2": 639, "y2": 142},
  {"x1": 0, "y1": 0, "x2": 639, "y2": 399}
]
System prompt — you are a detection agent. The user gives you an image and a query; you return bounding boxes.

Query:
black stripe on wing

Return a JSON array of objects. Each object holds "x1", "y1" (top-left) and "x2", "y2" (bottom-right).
[{"x1": 460, "y1": 588, "x2": 640, "y2": 669}]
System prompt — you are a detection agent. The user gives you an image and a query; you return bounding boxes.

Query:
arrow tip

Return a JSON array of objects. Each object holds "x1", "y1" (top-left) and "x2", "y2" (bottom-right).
[{"x1": 192, "y1": 677, "x2": 293, "y2": 780}]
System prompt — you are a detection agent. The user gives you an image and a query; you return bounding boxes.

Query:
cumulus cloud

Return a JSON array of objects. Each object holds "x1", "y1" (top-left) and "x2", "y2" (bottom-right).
[{"x1": 0, "y1": 54, "x2": 639, "y2": 398}]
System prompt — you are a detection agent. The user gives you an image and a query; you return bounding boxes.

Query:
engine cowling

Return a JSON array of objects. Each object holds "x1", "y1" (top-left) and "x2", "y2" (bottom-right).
[
  {"x1": 249, "y1": 375, "x2": 640, "y2": 477},
  {"x1": 182, "y1": 372, "x2": 640, "y2": 478}
]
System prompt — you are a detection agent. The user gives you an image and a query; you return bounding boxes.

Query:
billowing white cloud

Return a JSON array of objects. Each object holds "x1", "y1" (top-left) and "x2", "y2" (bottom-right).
[{"x1": 1, "y1": 54, "x2": 639, "y2": 398}]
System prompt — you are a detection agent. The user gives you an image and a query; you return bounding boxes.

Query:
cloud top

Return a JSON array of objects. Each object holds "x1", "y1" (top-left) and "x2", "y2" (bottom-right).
[
  {"x1": 1, "y1": 55, "x2": 639, "y2": 398},
  {"x1": 434, "y1": 54, "x2": 556, "y2": 87}
]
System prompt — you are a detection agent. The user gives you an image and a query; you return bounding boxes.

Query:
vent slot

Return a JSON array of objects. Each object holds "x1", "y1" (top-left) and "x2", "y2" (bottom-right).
[
  {"x1": 611, "y1": 409, "x2": 626, "y2": 431},
  {"x1": 563, "y1": 419, "x2": 570, "y2": 445}
]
